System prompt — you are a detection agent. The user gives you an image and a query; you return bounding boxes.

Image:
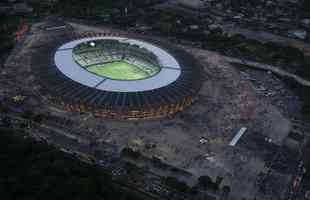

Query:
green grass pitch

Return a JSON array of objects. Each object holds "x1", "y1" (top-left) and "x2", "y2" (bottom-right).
[{"x1": 87, "y1": 61, "x2": 151, "y2": 80}]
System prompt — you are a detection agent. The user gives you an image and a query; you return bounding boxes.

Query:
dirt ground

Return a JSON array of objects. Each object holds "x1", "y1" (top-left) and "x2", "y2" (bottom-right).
[
  {"x1": 3, "y1": 21, "x2": 295, "y2": 200},
  {"x1": 67, "y1": 22, "x2": 292, "y2": 199}
]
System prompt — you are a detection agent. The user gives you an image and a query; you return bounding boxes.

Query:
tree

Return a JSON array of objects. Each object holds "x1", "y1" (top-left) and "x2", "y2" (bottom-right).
[
  {"x1": 222, "y1": 185, "x2": 231, "y2": 197},
  {"x1": 198, "y1": 176, "x2": 213, "y2": 188},
  {"x1": 164, "y1": 176, "x2": 191, "y2": 193},
  {"x1": 22, "y1": 110, "x2": 34, "y2": 120},
  {"x1": 198, "y1": 175, "x2": 219, "y2": 192},
  {"x1": 304, "y1": 1, "x2": 310, "y2": 13},
  {"x1": 0, "y1": 128, "x2": 143, "y2": 200}
]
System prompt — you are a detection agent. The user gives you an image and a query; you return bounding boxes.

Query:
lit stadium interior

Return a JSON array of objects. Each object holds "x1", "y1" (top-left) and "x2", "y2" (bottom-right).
[
  {"x1": 32, "y1": 34, "x2": 202, "y2": 120},
  {"x1": 72, "y1": 39, "x2": 161, "y2": 81}
]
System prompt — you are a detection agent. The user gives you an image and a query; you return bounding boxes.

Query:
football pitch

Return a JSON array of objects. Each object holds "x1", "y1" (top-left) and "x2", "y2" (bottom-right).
[{"x1": 87, "y1": 61, "x2": 151, "y2": 80}]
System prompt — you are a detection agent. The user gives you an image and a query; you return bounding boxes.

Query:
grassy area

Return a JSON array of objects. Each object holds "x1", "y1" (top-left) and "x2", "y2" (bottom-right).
[{"x1": 87, "y1": 61, "x2": 152, "y2": 80}]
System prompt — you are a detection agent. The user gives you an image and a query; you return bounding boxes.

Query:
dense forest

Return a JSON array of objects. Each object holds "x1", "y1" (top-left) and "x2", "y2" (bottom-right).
[
  {"x1": 304, "y1": 1, "x2": 310, "y2": 13},
  {"x1": 0, "y1": 128, "x2": 142, "y2": 200},
  {"x1": 0, "y1": 14, "x2": 20, "y2": 52}
]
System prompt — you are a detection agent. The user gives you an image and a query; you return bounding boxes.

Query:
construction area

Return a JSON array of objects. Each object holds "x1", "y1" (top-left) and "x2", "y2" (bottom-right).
[{"x1": 1, "y1": 19, "x2": 305, "y2": 200}]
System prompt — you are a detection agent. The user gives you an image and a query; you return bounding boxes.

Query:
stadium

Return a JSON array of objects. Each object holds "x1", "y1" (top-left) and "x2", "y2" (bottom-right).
[
  {"x1": 31, "y1": 33, "x2": 202, "y2": 120},
  {"x1": 72, "y1": 38, "x2": 161, "y2": 81}
]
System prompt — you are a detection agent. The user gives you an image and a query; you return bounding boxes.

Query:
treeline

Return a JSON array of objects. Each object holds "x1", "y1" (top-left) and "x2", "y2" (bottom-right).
[
  {"x1": 29, "y1": 0, "x2": 165, "y2": 20},
  {"x1": 53, "y1": 0, "x2": 114, "y2": 18},
  {"x1": 26, "y1": 0, "x2": 115, "y2": 18},
  {"x1": 0, "y1": 14, "x2": 20, "y2": 52},
  {"x1": 0, "y1": 128, "x2": 143, "y2": 200},
  {"x1": 297, "y1": 85, "x2": 310, "y2": 122},
  {"x1": 148, "y1": 10, "x2": 310, "y2": 79},
  {"x1": 203, "y1": 30, "x2": 310, "y2": 78},
  {"x1": 304, "y1": 1, "x2": 310, "y2": 13}
]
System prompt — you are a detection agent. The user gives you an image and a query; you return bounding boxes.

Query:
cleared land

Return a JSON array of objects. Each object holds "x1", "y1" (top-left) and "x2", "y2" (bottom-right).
[
  {"x1": 87, "y1": 61, "x2": 151, "y2": 80},
  {"x1": 14, "y1": 22, "x2": 297, "y2": 200}
]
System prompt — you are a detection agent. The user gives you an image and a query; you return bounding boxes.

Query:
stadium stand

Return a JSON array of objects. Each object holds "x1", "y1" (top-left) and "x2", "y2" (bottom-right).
[{"x1": 31, "y1": 32, "x2": 202, "y2": 120}]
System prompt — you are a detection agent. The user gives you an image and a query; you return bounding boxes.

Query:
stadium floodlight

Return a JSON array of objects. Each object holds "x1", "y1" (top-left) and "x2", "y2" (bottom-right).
[{"x1": 90, "y1": 42, "x2": 96, "y2": 47}]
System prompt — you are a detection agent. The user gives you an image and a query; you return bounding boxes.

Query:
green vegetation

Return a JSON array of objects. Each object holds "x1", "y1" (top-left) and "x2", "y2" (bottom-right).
[
  {"x1": 303, "y1": 140, "x2": 310, "y2": 180},
  {"x1": 204, "y1": 31, "x2": 310, "y2": 79},
  {"x1": 0, "y1": 14, "x2": 20, "y2": 53},
  {"x1": 0, "y1": 128, "x2": 143, "y2": 200},
  {"x1": 298, "y1": 86, "x2": 310, "y2": 122},
  {"x1": 52, "y1": 0, "x2": 115, "y2": 18},
  {"x1": 163, "y1": 176, "x2": 191, "y2": 193},
  {"x1": 121, "y1": 147, "x2": 142, "y2": 159},
  {"x1": 198, "y1": 176, "x2": 220, "y2": 192},
  {"x1": 87, "y1": 61, "x2": 155, "y2": 80},
  {"x1": 28, "y1": 0, "x2": 52, "y2": 17},
  {"x1": 304, "y1": 1, "x2": 310, "y2": 13},
  {"x1": 157, "y1": 11, "x2": 179, "y2": 35}
]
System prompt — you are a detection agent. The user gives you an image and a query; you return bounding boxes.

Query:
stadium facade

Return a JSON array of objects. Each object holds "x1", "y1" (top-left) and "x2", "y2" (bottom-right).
[{"x1": 32, "y1": 33, "x2": 202, "y2": 120}]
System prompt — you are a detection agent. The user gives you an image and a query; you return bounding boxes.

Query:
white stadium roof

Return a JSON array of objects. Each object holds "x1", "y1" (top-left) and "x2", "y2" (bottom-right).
[{"x1": 54, "y1": 37, "x2": 181, "y2": 92}]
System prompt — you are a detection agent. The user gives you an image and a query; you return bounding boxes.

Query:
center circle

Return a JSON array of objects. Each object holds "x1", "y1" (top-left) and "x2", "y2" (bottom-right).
[{"x1": 72, "y1": 39, "x2": 161, "y2": 81}]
